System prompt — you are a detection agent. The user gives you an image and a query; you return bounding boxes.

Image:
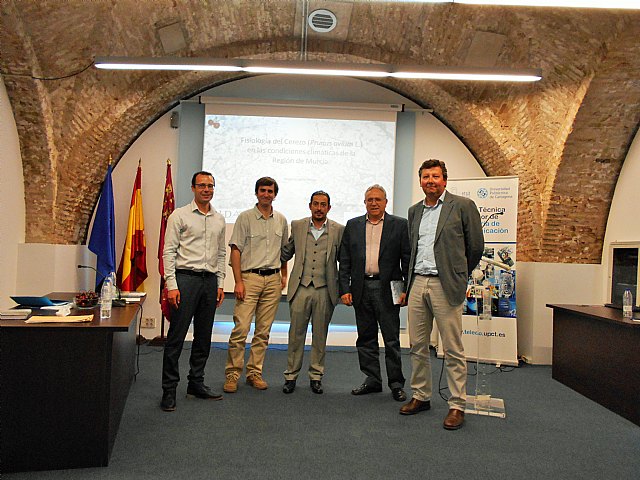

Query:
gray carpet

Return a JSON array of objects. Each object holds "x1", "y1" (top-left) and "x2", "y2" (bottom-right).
[{"x1": 5, "y1": 343, "x2": 640, "y2": 479}]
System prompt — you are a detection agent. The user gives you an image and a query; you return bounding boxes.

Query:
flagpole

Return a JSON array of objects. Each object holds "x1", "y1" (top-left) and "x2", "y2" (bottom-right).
[{"x1": 149, "y1": 158, "x2": 174, "y2": 347}]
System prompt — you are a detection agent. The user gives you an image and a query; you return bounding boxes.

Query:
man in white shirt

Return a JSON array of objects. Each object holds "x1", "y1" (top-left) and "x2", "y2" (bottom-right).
[{"x1": 161, "y1": 171, "x2": 226, "y2": 412}]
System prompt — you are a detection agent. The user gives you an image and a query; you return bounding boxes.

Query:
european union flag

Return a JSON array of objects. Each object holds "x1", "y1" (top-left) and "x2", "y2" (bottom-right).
[{"x1": 88, "y1": 164, "x2": 116, "y2": 288}]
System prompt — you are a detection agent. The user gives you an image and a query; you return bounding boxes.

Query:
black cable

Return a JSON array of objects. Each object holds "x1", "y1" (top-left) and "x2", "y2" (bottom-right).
[
  {"x1": 0, "y1": 61, "x2": 94, "y2": 81},
  {"x1": 134, "y1": 303, "x2": 144, "y2": 380}
]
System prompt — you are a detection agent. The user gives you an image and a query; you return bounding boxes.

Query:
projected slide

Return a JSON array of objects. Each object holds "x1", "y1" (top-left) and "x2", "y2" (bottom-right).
[{"x1": 202, "y1": 114, "x2": 396, "y2": 224}]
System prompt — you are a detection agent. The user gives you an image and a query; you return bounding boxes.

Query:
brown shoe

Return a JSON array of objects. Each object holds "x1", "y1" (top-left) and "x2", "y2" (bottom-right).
[
  {"x1": 399, "y1": 398, "x2": 431, "y2": 415},
  {"x1": 246, "y1": 374, "x2": 268, "y2": 390},
  {"x1": 223, "y1": 375, "x2": 238, "y2": 393},
  {"x1": 443, "y1": 408, "x2": 465, "y2": 430}
]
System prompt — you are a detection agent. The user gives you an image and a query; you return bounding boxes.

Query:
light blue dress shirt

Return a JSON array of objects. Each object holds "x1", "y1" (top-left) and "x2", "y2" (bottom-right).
[{"x1": 413, "y1": 192, "x2": 446, "y2": 275}]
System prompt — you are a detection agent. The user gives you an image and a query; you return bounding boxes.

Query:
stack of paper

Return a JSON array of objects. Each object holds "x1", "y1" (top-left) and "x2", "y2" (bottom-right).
[{"x1": 0, "y1": 309, "x2": 32, "y2": 320}]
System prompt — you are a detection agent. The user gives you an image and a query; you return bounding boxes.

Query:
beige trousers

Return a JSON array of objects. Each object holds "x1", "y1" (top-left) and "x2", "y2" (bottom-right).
[
  {"x1": 225, "y1": 272, "x2": 282, "y2": 378},
  {"x1": 284, "y1": 284, "x2": 334, "y2": 381},
  {"x1": 407, "y1": 274, "x2": 467, "y2": 410}
]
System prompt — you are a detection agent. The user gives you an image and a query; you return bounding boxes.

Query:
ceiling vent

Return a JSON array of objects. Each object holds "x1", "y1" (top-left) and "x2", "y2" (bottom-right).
[{"x1": 308, "y1": 9, "x2": 337, "y2": 33}]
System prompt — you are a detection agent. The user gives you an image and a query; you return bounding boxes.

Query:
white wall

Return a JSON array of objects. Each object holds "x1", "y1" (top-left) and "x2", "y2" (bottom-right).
[
  {"x1": 0, "y1": 75, "x2": 25, "y2": 310},
  {"x1": 602, "y1": 127, "x2": 640, "y2": 303}
]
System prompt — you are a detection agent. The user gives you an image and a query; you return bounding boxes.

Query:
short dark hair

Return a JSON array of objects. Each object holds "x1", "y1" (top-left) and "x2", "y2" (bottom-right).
[
  {"x1": 191, "y1": 171, "x2": 215, "y2": 186},
  {"x1": 418, "y1": 159, "x2": 448, "y2": 180},
  {"x1": 309, "y1": 190, "x2": 331, "y2": 205},
  {"x1": 255, "y1": 176, "x2": 279, "y2": 195}
]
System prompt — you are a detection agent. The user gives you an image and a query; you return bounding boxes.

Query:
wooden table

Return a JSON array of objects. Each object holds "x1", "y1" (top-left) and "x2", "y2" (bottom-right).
[
  {"x1": 0, "y1": 292, "x2": 143, "y2": 472},
  {"x1": 547, "y1": 304, "x2": 640, "y2": 426}
]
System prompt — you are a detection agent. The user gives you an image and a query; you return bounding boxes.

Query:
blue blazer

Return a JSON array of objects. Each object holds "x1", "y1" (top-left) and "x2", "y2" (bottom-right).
[{"x1": 339, "y1": 213, "x2": 411, "y2": 308}]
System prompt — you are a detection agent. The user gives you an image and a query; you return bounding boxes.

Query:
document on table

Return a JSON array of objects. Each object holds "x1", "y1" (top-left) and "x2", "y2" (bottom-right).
[{"x1": 24, "y1": 315, "x2": 94, "y2": 324}]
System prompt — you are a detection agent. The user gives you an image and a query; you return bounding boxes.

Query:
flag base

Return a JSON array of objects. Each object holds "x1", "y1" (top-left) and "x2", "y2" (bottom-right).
[{"x1": 148, "y1": 335, "x2": 167, "y2": 347}]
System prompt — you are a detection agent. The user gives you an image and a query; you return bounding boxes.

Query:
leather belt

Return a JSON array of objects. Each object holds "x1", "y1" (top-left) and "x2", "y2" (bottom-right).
[
  {"x1": 417, "y1": 273, "x2": 438, "y2": 277},
  {"x1": 365, "y1": 275, "x2": 380, "y2": 281},
  {"x1": 176, "y1": 269, "x2": 216, "y2": 277},
  {"x1": 247, "y1": 268, "x2": 280, "y2": 276}
]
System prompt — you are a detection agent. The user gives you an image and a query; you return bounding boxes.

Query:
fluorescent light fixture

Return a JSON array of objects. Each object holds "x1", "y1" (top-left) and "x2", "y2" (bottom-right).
[
  {"x1": 95, "y1": 57, "x2": 542, "y2": 82},
  {"x1": 456, "y1": 0, "x2": 639, "y2": 7},
  {"x1": 387, "y1": 0, "x2": 639, "y2": 8},
  {"x1": 94, "y1": 56, "x2": 243, "y2": 72}
]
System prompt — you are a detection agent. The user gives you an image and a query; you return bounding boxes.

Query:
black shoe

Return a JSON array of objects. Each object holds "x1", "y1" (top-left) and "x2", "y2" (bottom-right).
[
  {"x1": 161, "y1": 390, "x2": 176, "y2": 411},
  {"x1": 351, "y1": 383, "x2": 383, "y2": 395},
  {"x1": 283, "y1": 380, "x2": 296, "y2": 394},
  {"x1": 392, "y1": 387, "x2": 407, "y2": 402},
  {"x1": 310, "y1": 380, "x2": 323, "y2": 394},
  {"x1": 186, "y1": 383, "x2": 223, "y2": 400}
]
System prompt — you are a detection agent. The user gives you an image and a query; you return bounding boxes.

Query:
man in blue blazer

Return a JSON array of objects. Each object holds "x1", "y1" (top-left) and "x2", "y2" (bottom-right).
[
  {"x1": 399, "y1": 159, "x2": 484, "y2": 430},
  {"x1": 339, "y1": 184, "x2": 411, "y2": 402}
]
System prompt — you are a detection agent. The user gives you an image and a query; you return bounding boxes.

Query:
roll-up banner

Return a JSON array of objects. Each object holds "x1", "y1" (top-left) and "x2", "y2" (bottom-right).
[{"x1": 444, "y1": 176, "x2": 519, "y2": 366}]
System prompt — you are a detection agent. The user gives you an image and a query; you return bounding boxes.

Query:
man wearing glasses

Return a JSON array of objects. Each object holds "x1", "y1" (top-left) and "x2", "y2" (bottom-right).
[
  {"x1": 161, "y1": 171, "x2": 226, "y2": 412},
  {"x1": 339, "y1": 184, "x2": 410, "y2": 402}
]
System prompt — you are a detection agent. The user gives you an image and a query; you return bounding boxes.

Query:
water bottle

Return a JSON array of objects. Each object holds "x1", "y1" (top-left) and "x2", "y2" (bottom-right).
[
  {"x1": 108, "y1": 271, "x2": 118, "y2": 299},
  {"x1": 622, "y1": 289, "x2": 633, "y2": 319},
  {"x1": 100, "y1": 277, "x2": 112, "y2": 319},
  {"x1": 480, "y1": 282, "x2": 492, "y2": 321}
]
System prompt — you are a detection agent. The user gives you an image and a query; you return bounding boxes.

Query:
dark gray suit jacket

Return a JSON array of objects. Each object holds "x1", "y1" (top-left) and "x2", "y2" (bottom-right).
[
  {"x1": 339, "y1": 213, "x2": 411, "y2": 308},
  {"x1": 407, "y1": 191, "x2": 484, "y2": 306},
  {"x1": 281, "y1": 217, "x2": 344, "y2": 306}
]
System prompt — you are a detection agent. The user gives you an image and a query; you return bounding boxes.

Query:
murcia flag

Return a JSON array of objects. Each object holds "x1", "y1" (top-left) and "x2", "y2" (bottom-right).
[
  {"x1": 158, "y1": 160, "x2": 175, "y2": 321},
  {"x1": 117, "y1": 161, "x2": 148, "y2": 292}
]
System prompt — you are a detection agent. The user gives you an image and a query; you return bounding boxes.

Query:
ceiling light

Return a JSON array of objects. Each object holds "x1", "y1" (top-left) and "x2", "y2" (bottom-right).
[
  {"x1": 95, "y1": 57, "x2": 542, "y2": 82},
  {"x1": 387, "y1": 0, "x2": 639, "y2": 8}
]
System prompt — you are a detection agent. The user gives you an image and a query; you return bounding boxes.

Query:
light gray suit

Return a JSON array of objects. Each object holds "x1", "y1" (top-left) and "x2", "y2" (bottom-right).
[
  {"x1": 407, "y1": 191, "x2": 483, "y2": 410},
  {"x1": 281, "y1": 217, "x2": 344, "y2": 381}
]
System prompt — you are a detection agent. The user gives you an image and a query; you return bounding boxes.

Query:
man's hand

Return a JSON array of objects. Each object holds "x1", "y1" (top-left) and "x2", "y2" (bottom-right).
[
  {"x1": 234, "y1": 281, "x2": 246, "y2": 301},
  {"x1": 216, "y1": 288, "x2": 224, "y2": 307},
  {"x1": 280, "y1": 273, "x2": 287, "y2": 290},
  {"x1": 167, "y1": 288, "x2": 180, "y2": 309},
  {"x1": 341, "y1": 293, "x2": 353, "y2": 306},
  {"x1": 398, "y1": 292, "x2": 407, "y2": 307}
]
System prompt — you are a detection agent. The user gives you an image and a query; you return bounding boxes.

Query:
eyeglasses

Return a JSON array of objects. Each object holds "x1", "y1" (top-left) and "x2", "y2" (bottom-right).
[{"x1": 195, "y1": 183, "x2": 215, "y2": 189}]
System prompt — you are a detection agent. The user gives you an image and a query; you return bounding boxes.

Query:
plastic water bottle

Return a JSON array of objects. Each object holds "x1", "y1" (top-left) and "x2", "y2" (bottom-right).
[
  {"x1": 622, "y1": 289, "x2": 633, "y2": 319},
  {"x1": 480, "y1": 283, "x2": 492, "y2": 321},
  {"x1": 100, "y1": 278, "x2": 112, "y2": 319},
  {"x1": 108, "y1": 271, "x2": 118, "y2": 299}
]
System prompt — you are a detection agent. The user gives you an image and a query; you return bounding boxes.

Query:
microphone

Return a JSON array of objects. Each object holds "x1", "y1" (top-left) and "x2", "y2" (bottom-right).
[
  {"x1": 78, "y1": 264, "x2": 106, "y2": 283},
  {"x1": 77, "y1": 265, "x2": 126, "y2": 307}
]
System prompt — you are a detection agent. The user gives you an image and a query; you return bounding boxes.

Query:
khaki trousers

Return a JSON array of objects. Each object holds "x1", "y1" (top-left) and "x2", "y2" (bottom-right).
[
  {"x1": 225, "y1": 272, "x2": 282, "y2": 378},
  {"x1": 284, "y1": 285, "x2": 334, "y2": 381},
  {"x1": 407, "y1": 274, "x2": 467, "y2": 410}
]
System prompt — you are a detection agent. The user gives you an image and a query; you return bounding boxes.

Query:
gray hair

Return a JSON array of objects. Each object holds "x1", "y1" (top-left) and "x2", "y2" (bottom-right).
[{"x1": 364, "y1": 184, "x2": 387, "y2": 200}]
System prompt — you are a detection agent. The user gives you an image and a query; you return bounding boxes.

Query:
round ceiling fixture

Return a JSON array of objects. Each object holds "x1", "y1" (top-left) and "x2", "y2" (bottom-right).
[{"x1": 307, "y1": 9, "x2": 337, "y2": 33}]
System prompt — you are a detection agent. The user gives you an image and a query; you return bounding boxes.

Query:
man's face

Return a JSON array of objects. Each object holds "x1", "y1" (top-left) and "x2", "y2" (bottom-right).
[
  {"x1": 420, "y1": 166, "x2": 447, "y2": 198},
  {"x1": 191, "y1": 174, "x2": 215, "y2": 204},
  {"x1": 309, "y1": 194, "x2": 331, "y2": 223},
  {"x1": 364, "y1": 188, "x2": 388, "y2": 218},
  {"x1": 256, "y1": 184, "x2": 276, "y2": 208}
]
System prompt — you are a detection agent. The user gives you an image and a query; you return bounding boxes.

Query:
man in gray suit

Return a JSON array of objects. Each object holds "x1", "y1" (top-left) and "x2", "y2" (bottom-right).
[
  {"x1": 281, "y1": 191, "x2": 344, "y2": 394},
  {"x1": 400, "y1": 159, "x2": 484, "y2": 430},
  {"x1": 339, "y1": 185, "x2": 410, "y2": 402}
]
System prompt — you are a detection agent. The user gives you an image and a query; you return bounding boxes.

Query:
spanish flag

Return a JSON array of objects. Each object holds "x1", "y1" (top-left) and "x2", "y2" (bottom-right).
[{"x1": 117, "y1": 161, "x2": 148, "y2": 292}]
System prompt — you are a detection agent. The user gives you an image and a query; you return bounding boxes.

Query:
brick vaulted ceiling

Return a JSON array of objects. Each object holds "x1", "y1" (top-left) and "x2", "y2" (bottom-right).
[{"x1": 1, "y1": 0, "x2": 639, "y2": 262}]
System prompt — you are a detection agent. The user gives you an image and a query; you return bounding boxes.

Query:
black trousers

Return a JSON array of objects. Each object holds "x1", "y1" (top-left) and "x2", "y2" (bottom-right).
[
  {"x1": 353, "y1": 279, "x2": 405, "y2": 389},
  {"x1": 162, "y1": 272, "x2": 218, "y2": 391}
]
